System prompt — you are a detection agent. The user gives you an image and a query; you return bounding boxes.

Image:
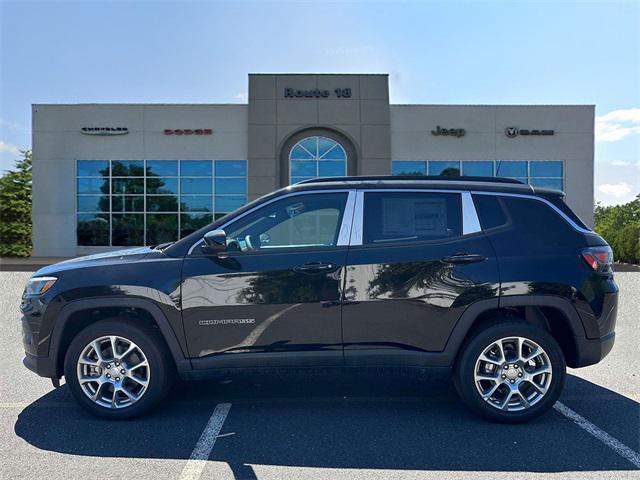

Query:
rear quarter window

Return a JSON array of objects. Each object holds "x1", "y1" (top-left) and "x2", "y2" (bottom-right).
[{"x1": 474, "y1": 194, "x2": 580, "y2": 249}]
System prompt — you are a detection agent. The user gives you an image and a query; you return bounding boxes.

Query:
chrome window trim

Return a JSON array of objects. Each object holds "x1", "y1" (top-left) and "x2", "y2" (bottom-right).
[
  {"x1": 187, "y1": 188, "x2": 356, "y2": 255},
  {"x1": 471, "y1": 190, "x2": 593, "y2": 234},
  {"x1": 461, "y1": 191, "x2": 482, "y2": 235},
  {"x1": 350, "y1": 191, "x2": 364, "y2": 246},
  {"x1": 337, "y1": 191, "x2": 357, "y2": 246}
]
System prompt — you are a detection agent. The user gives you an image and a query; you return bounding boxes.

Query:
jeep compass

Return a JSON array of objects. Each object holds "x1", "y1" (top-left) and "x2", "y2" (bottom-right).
[{"x1": 21, "y1": 176, "x2": 618, "y2": 422}]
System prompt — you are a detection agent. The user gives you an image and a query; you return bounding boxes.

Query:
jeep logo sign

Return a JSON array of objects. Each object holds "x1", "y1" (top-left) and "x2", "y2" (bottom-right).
[
  {"x1": 505, "y1": 127, "x2": 554, "y2": 138},
  {"x1": 431, "y1": 126, "x2": 466, "y2": 138}
]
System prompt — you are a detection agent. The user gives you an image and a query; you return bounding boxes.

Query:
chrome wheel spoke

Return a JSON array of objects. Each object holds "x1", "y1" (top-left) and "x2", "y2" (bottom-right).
[{"x1": 77, "y1": 334, "x2": 150, "y2": 409}]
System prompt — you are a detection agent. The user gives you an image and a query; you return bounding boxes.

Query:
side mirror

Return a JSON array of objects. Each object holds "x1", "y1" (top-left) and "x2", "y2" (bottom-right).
[{"x1": 201, "y1": 229, "x2": 227, "y2": 254}]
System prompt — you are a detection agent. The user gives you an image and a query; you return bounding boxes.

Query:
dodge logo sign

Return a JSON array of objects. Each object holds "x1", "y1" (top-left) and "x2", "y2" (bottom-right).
[
  {"x1": 164, "y1": 129, "x2": 213, "y2": 136},
  {"x1": 81, "y1": 127, "x2": 129, "y2": 136},
  {"x1": 505, "y1": 127, "x2": 554, "y2": 138}
]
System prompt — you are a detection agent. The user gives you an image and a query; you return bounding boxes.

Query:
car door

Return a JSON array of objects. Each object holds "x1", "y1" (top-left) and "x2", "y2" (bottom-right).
[
  {"x1": 181, "y1": 190, "x2": 355, "y2": 368},
  {"x1": 342, "y1": 189, "x2": 500, "y2": 365}
]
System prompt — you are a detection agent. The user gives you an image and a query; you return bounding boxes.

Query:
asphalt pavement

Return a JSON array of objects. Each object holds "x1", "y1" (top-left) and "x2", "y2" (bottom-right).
[{"x1": 1, "y1": 270, "x2": 638, "y2": 480}]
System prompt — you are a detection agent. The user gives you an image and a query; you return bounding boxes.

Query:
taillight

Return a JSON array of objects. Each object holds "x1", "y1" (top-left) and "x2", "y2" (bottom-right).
[{"x1": 581, "y1": 246, "x2": 613, "y2": 273}]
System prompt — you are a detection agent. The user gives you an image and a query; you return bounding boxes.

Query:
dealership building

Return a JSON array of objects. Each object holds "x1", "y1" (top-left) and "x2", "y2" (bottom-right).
[{"x1": 32, "y1": 73, "x2": 595, "y2": 257}]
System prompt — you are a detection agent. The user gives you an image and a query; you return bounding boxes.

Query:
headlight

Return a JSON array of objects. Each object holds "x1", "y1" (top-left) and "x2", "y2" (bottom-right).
[{"x1": 24, "y1": 276, "x2": 58, "y2": 295}]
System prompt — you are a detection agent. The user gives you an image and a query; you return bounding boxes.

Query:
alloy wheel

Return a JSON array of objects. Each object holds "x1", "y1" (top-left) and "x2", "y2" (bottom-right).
[
  {"x1": 76, "y1": 335, "x2": 150, "y2": 409},
  {"x1": 473, "y1": 336, "x2": 552, "y2": 412}
]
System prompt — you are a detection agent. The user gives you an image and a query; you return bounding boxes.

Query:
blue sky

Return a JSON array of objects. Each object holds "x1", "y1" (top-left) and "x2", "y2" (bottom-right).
[{"x1": 1, "y1": 0, "x2": 638, "y2": 205}]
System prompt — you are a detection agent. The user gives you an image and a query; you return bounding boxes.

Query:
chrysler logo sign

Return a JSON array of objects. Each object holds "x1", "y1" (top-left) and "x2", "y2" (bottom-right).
[
  {"x1": 505, "y1": 127, "x2": 554, "y2": 138},
  {"x1": 81, "y1": 127, "x2": 129, "y2": 136}
]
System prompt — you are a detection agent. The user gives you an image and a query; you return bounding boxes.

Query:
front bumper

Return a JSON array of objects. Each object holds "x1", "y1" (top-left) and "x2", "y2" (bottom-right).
[
  {"x1": 571, "y1": 331, "x2": 615, "y2": 368},
  {"x1": 21, "y1": 310, "x2": 57, "y2": 379}
]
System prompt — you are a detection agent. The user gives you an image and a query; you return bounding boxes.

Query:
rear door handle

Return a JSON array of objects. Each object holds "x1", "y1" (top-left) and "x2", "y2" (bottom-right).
[
  {"x1": 294, "y1": 262, "x2": 337, "y2": 274},
  {"x1": 441, "y1": 253, "x2": 486, "y2": 264}
]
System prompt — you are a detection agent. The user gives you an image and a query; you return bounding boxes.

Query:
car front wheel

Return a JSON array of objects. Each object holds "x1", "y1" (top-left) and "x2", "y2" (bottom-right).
[
  {"x1": 64, "y1": 319, "x2": 174, "y2": 419},
  {"x1": 454, "y1": 321, "x2": 566, "y2": 423}
]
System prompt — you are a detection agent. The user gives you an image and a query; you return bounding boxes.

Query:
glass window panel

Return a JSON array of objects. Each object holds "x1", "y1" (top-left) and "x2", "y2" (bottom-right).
[
  {"x1": 364, "y1": 192, "x2": 462, "y2": 244},
  {"x1": 392, "y1": 161, "x2": 426, "y2": 176},
  {"x1": 112, "y1": 195, "x2": 145, "y2": 212},
  {"x1": 300, "y1": 137, "x2": 317, "y2": 157},
  {"x1": 77, "y1": 196, "x2": 109, "y2": 212},
  {"x1": 496, "y1": 161, "x2": 527, "y2": 178},
  {"x1": 112, "y1": 178, "x2": 144, "y2": 194},
  {"x1": 322, "y1": 145, "x2": 346, "y2": 160},
  {"x1": 146, "y1": 160, "x2": 178, "y2": 177},
  {"x1": 181, "y1": 195, "x2": 212, "y2": 212},
  {"x1": 77, "y1": 177, "x2": 109, "y2": 195},
  {"x1": 77, "y1": 160, "x2": 109, "y2": 177},
  {"x1": 147, "y1": 177, "x2": 178, "y2": 194},
  {"x1": 529, "y1": 178, "x2": 563, "y2": 190},
  {"x1": 180, "y1": 160, "x2": 212, "y2": 176},
  {"x1": 111, "y1": 160, "x2": 144, "y2": 176},
  {"x1": 291, "y1": 160, "x2": 317, "y2": 177},
  {"x1": 146, "y1": 214, "x2": 178, "y2": 244},
  {"x1": 318, "y1": 137, "x2": 338, "y2": 157},
  {"x1": 77, "y1": 214, "x2": 110, "y2": 246},
  {"x1": 225, "y1": 193, "x2": 347, "y2": 251},
  {"x1": 462, "y1": 161, "x2": 494, "y2": 177},
  {"x1": 112, "y1": 214, "x2": 144, "y2": 246},
  {"x1": 530, "y1": 161, "x2": 563, "y2": 178},
  {"x1": 429, "y1": 161, "x2": 461, "y2": 176},
  {"x1": 215, "y1": 177, "x2": 246, "y2": 195},
  {"x1": 290, "y1": 145, "x2": 314, "y2": 160},
  {"x1": 180, "y1": 213, "x2": 213, "y2": 238},
  {"x1": 319, "y1": 160, "x2": 346, "y2": 177},
  {"x1": 181, "y1": 178, "x2": 212, "y2": 195},
  {"x1": 215, "y1": 160, "x2": 247, "y2": 177},
  {"x1": 147, "y1": 195, "x2": 178, "y2": 212},
  {"x1": 215, "y1": 195, "x2": 246, "y2": 213},
  {"x1": 290, "y1": 177, "x2": 314, "y2": 185}
]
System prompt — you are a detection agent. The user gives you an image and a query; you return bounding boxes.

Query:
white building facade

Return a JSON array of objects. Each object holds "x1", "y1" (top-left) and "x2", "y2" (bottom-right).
[{"x1": 32, "y1": 73, "x2": 594, "y2": 257}]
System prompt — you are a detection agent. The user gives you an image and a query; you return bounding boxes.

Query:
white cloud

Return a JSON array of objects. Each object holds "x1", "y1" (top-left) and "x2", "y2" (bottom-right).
[
  {"x1": 597, "y1": 182, "x2": 633, "y2": 198},
  {"x1": 233, "y1": 92, "x2": 248, "y2": 103},
  {"x1": 595, "y1": 108, "x2": 640, "y2": 142},
  {"x1": 0, "y1": 141, "x2": 21, "y2": 156}
]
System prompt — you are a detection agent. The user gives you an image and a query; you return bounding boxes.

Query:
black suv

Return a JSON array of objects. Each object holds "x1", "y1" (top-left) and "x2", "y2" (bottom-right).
[{"x1": 21, "y1": 176, "x2": 618, "y2": 422}]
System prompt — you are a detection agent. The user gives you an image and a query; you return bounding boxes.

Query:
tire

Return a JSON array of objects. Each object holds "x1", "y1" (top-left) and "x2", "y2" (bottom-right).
[
  {"x1": 64, "y1": 318, "x2": 175, "y2": 419},
  {"x1": 454, "y1": 320, "x2": 566, "y2": 423}
]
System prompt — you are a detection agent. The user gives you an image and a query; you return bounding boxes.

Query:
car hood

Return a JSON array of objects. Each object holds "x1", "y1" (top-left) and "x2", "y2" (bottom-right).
[{"x1": 33, "y1": 247, "x2": 156, "y2": 276}]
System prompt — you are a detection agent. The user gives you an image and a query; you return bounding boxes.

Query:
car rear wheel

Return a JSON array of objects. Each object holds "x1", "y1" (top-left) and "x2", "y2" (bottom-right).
[
  {"x1": 454, "y1": 321, "x2": 566, "y2": 423},
  {"x1": 64, "y1": 319, "x2": 174, "y2": 419}
]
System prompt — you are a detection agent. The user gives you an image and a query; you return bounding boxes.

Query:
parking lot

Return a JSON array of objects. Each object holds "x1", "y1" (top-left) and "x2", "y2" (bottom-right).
[{"x1": 1, "y1": 270, "x2": 638, "y2": 480}]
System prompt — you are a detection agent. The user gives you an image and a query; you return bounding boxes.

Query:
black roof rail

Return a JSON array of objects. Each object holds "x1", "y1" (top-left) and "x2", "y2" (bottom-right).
[{"x1": 296, "y1": 175, "x2": 525, "y2": 185}]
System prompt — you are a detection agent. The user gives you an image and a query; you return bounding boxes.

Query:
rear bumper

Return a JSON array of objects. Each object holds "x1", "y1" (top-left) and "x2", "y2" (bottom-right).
[{"x1": 572, "y1": 331, "x2": 615, "y2": 368}]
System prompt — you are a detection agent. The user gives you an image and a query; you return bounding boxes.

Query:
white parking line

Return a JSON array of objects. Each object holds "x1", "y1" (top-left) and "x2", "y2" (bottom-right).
[
  {"x1": 554, "y1": 401, "x2": 640, "y2": 468},
  {"x1": 178, "y1": 403, "x2": 232, "y2": 480}
]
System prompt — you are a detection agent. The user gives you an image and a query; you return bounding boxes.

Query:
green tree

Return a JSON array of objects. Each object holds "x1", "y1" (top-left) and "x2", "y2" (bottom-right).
[
  {"x1": 594, "y1": 194, "x2": 640, "y2": 264},
  {"x1": 0, "y1": 149, "x2": 32, "y2": 257}
]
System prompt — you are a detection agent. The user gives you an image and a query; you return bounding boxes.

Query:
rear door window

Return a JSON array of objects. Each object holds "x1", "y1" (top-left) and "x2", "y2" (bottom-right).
[{"x1": 363, "y1": 192, "x2": 462, "y2": 245}]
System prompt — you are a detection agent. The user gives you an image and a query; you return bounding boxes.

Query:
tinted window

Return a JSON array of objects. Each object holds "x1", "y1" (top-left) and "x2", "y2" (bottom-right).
[
  {"x1": 224, "y1": 193, "x2": 348, "y2": 253},
  {"x1": 500, "y1": 196, "x2": 576, "y2": 243},
  {"x1": 472, "y1": 194, "x2": 509, "y2": 230},
  {"x1": 363, "y1": 192, "x2": 462, "y2": 244}
]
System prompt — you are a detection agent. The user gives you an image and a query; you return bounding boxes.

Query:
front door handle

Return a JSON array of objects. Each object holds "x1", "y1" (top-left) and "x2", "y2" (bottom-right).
[
  {"x1": 294, "y1": 262, "x2": 337, "y2": 274},
  {"x1": 441, "y1": 253, "x2": 486, "y2": 264}
]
